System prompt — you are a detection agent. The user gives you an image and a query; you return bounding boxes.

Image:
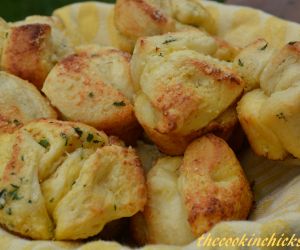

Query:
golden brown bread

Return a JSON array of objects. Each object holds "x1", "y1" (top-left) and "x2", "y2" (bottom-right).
[
  {"x1": 132, "y1": 134, "x2": 253, "y2": 245},
  {"x1": 1, "y1": 24, "x2": 53, "y2": 88},
  {"x1": 131, "y1": 30, "x2": 238, "y2": 90},
  {"x1": 0, "y1": 119, "x2": 146, "y2": 240},
  {"x1": 233, "y1": 39, "x2": 275, "y2": 92},
  {"x1": 0, "y1": 71, "x2": 57, "y2": 134},
  {"x1": 237, "y1": 41, "x2": 300, "y2": 160},
  {"x1": 134, "y1": 48, "x2": 244, "y2": 155},
  {"x1": 20, "y1": 16, "x2": 74, "y2": 60},
  {"x1": 42, "y1": 45, "x2": 140, "y2": 144},
  {"x1": 237, "y1": 89, "x2": 287, "y2": 160},
  {"x1": 1, "y1": 16, "x2": 73, "y2": 89},
  {"x1": 114, "y1": 0, "x2": 216, "y2": 41}
]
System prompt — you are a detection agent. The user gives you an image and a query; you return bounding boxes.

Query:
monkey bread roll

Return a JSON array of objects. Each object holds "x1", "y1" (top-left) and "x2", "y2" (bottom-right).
[
  {"x1": 0, "y1": 16, "x2": 73, "y2": 89},
  {"x1": 0, "y1": 119, "x2": 146, "y2": 240},
  {"x1": 42, "y1": 45, "x2": 140, "y2": 144},
  {"x1": 133, "y1": 34, "x2": 244, "y2": 155},
  {"x1": 0, "y1": 71, "x2": 57, "y2": 134},
  {"x1": 114, "y1": 0, "x2": 216, "y2": 41},
  {"x1": 237, "y1": 41, "x2": 300, "y2": 160},
  {"x1": 131, "y1": 134, "x2": 253, "y2": 246},
  {"x1": 233, "y1": 39, "x2": 275, "y2": 92},
  {"x1": 131, "y1": 30, "x2": 238, "y2": 90}
]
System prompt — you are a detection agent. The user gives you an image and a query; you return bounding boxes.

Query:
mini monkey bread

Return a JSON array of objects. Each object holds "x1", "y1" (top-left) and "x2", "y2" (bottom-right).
[
  {"x1": 131, "y1": 134, "x2": 253, "y2": 245},
  {"x1": 0, "y1": 119, "x2": 146, "y2": 240},
  {"x1": 132, "y1": 31, "x2": 244, "y2": 155},
  {"x1": 42, "y1": 45, "x2": 140, "y2": 144}
]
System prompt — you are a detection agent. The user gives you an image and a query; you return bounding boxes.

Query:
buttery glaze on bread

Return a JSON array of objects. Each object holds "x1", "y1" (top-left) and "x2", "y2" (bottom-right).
[
  {"x1": 233, "y1": 39, "x2": 275, "y2": 92},
  {"x1": 134, "y1": 43, "x2": 244, "y2": 155},
  {"x1": 132, "y1": 134, "x2": 253, "y2": 245},
  {"x1": 42, "y1": 45, "x2": 140, "y2": 144},
  {"x1": 131, "y1": 30, "x2": 238, "y2": 90},
  {"x1": 0, "y1": 119, "x2": 146, "y2": 240},
  {"x1": 237, "y1": 41, "x2": 300, "y2": 159},
  {"x1": 0, "y1": 71, "x2": 57, "y2": 134},
  {"x1": 1, "y1": 16, "x2": 72, "y2": 88},
  {"x1": 114, "y1": 0, "x2": 216, "y2": 41}
]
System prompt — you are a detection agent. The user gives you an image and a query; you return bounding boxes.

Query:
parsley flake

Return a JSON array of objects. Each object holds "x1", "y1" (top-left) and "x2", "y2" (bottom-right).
[
  {"x1": 38, "y1": 139, "x2": 50, "y2": 149},
  {"x1": 74, "y1": 127, "x2": 83, "y2": 138},
  {"x1": 13, "y1": 119, "x2": 21, "y2": 126},
  {"x1": 87, "y1": 133, "x2": 94, "y2": 142},
  {"x1": 6, "y1": 208, "x2": 12, "y2": 215},
  {"x1": 162, "y1": 37, "x2": 177, "y2": 44},
  {"x1": 288, "y1": 41, "x2": 297, "y2": 45},
  {"x1": 238, "y1": 59, "x2": 244, "y2": 67},
  {"x1": 88, "y1": 92, "x2": 94, "y2": 98},
  {"x1": 60, "y1": 133, "x2": 68, "y2": 146},
  {"x1": 276, "y1": 112, "x2": 287, "y2": 121},
  {"x1": 260, "y1": 43, "x2": 268, "y2": 50},
  {"x1": 113, "y1": 101, "x2": 126, "y2": 107}
]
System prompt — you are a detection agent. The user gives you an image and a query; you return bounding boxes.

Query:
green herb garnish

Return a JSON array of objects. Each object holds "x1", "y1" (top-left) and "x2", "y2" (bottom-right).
[
  {"x1": 162, "y1": 37, "x2": 177, "y2": 44},
  {"x1": 6, "y1": 208, "x2": 12, "y2": 215},
  {"x1": 88, "y1": 92, "x2": 94, "y2": 98},
  {"x1": 39, "y1": 139, "x2": 50, "y2": 149},
  {"x1": 288, "y1": 41, "x2": 297, "y2": 45},
  {"x1": 260, "y1": 43, "x2": 268, "y2": 50},
  {"x1": 13, "y1": 119, "x2": 21, "y2": 126},
  {"x1": 74, "y1": 127, "x2": 83, "y2": 138},
  {"x1": 87, "y1": 133, "x2": 94, "y2": 142},
  {"x1": 276, "y1": 112, "x2": 287, "y2": 121},
  {"x1": 113, "y1": 101, "x2": 126, "y2": 107},
  {"x1": 238, "y1": 59, "x2": 244, "y2": 67},
  {"x1": 9, "y1": 184, "x2": 22, "y2": 200},
  {"x1": 60, "y1": 133, "x2": 68, "y2": 146}
]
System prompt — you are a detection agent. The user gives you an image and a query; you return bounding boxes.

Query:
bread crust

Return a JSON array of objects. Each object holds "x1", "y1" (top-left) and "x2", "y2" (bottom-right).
[
  {"x1": 132, "y1": 134, "x2": 252, "y2": 245},
  {"x1": 43, "y1": 45, "x2": 140, "y2": 144},
  {"x1": 1, "y1": 24, "x2": 53, "y2": 88},
  {"x1": 0, "y1": 119, "x2": 146, "y2": 240},
  {"x1": 0, "y1": 71, "x2": 57, "y2": 135}
]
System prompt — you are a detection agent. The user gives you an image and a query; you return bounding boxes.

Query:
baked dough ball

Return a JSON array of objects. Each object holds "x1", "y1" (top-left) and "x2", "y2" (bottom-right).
[
  {"x1": 42, "y1": 45, "x2": 140, "y2": 144},
  {"x1": 0, "y1": 71, "x2": 57, "y2": 134},
  {"x1": 132, "y1": 134, "x2": 253, "y2": 245},
  {"x1": 233, "y1": 39, "x2": 275, "y2": 92},
  {"x1": 114, "y1": 0, "x2": 216, "y2": 41},
  {"x1": 20, "y1": 16, "x2": 74, "y2": 61},
  {"x1": 131, "y1": 30, "x2": 238, "y2": 90},
  {"x1": 237, "y1": 41, "x2": 300, "y2": 159},
  {"x1": 134, "y1": 48, "x2": 244, "y2": 155},
  {"x1": 237, "y1": 89, "x2": 287, "y2": 160},
  {"x1": 0, "y1": 119, "x2": 146, "y2": 240},
  {"x1": 1, "y1": 16, "x2": 73, "y2": 89}
]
